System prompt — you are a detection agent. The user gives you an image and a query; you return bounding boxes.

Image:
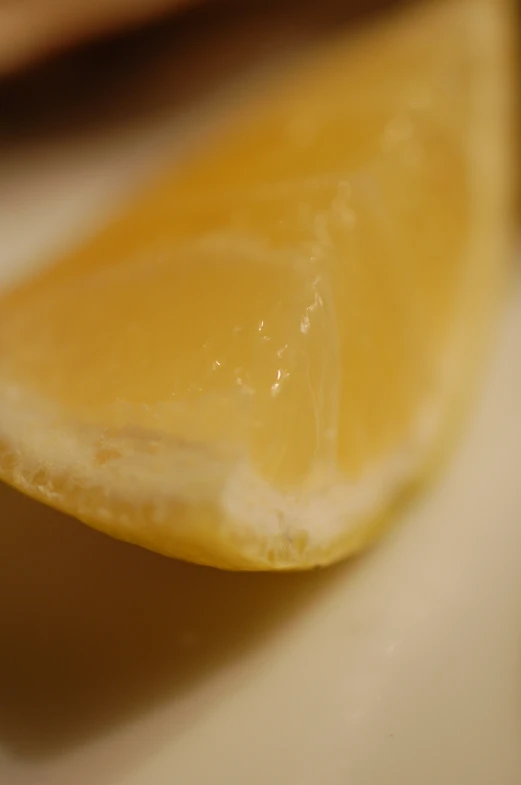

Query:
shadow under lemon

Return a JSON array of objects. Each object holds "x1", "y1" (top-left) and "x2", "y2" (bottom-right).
[{"x1": 0, "y1": 480, "x2": 342, "y2": 762}]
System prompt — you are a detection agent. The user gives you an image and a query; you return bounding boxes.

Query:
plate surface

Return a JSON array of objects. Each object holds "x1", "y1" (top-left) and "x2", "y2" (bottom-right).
[{"x1": 0, "y1": 8, "x2": 520, "y2": 783}]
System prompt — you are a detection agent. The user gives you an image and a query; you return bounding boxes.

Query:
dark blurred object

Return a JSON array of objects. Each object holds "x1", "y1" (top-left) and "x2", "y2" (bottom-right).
[
  {"x1": 0, "y1": 0, "x2": 200, "y2": 74},
  {"x1": 0, "y1": 0, "x2": 413, "y2": 142},
  {"x1": 0, "y1": 0, "x2": 412, "y2": 78}
]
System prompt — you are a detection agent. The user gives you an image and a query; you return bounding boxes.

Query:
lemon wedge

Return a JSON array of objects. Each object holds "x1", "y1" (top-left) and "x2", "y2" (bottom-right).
[{"x1": 0, "y1": 0, "x2": 514, "y2": 569}]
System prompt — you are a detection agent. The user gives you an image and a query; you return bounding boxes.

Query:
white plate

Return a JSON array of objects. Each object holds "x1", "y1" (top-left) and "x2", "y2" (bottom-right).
[{"x1": 0, "y1": 8, "x2": 520, "y2": 784}]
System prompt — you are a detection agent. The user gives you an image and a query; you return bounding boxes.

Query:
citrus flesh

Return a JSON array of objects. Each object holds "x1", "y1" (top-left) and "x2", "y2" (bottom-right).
[{"x1": 0, "y1": 0, "x2": 514, "y2": 569}]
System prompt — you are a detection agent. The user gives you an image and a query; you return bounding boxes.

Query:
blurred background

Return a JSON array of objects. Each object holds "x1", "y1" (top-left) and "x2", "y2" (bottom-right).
[{"x1": 0, "y1": 0, "x2": 408, "y2": 76}]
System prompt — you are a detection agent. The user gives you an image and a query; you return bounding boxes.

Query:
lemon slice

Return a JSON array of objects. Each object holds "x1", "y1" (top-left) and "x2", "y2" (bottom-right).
[{"x1": 0, "y1": 0, "x2": 514, "y2": 569}]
